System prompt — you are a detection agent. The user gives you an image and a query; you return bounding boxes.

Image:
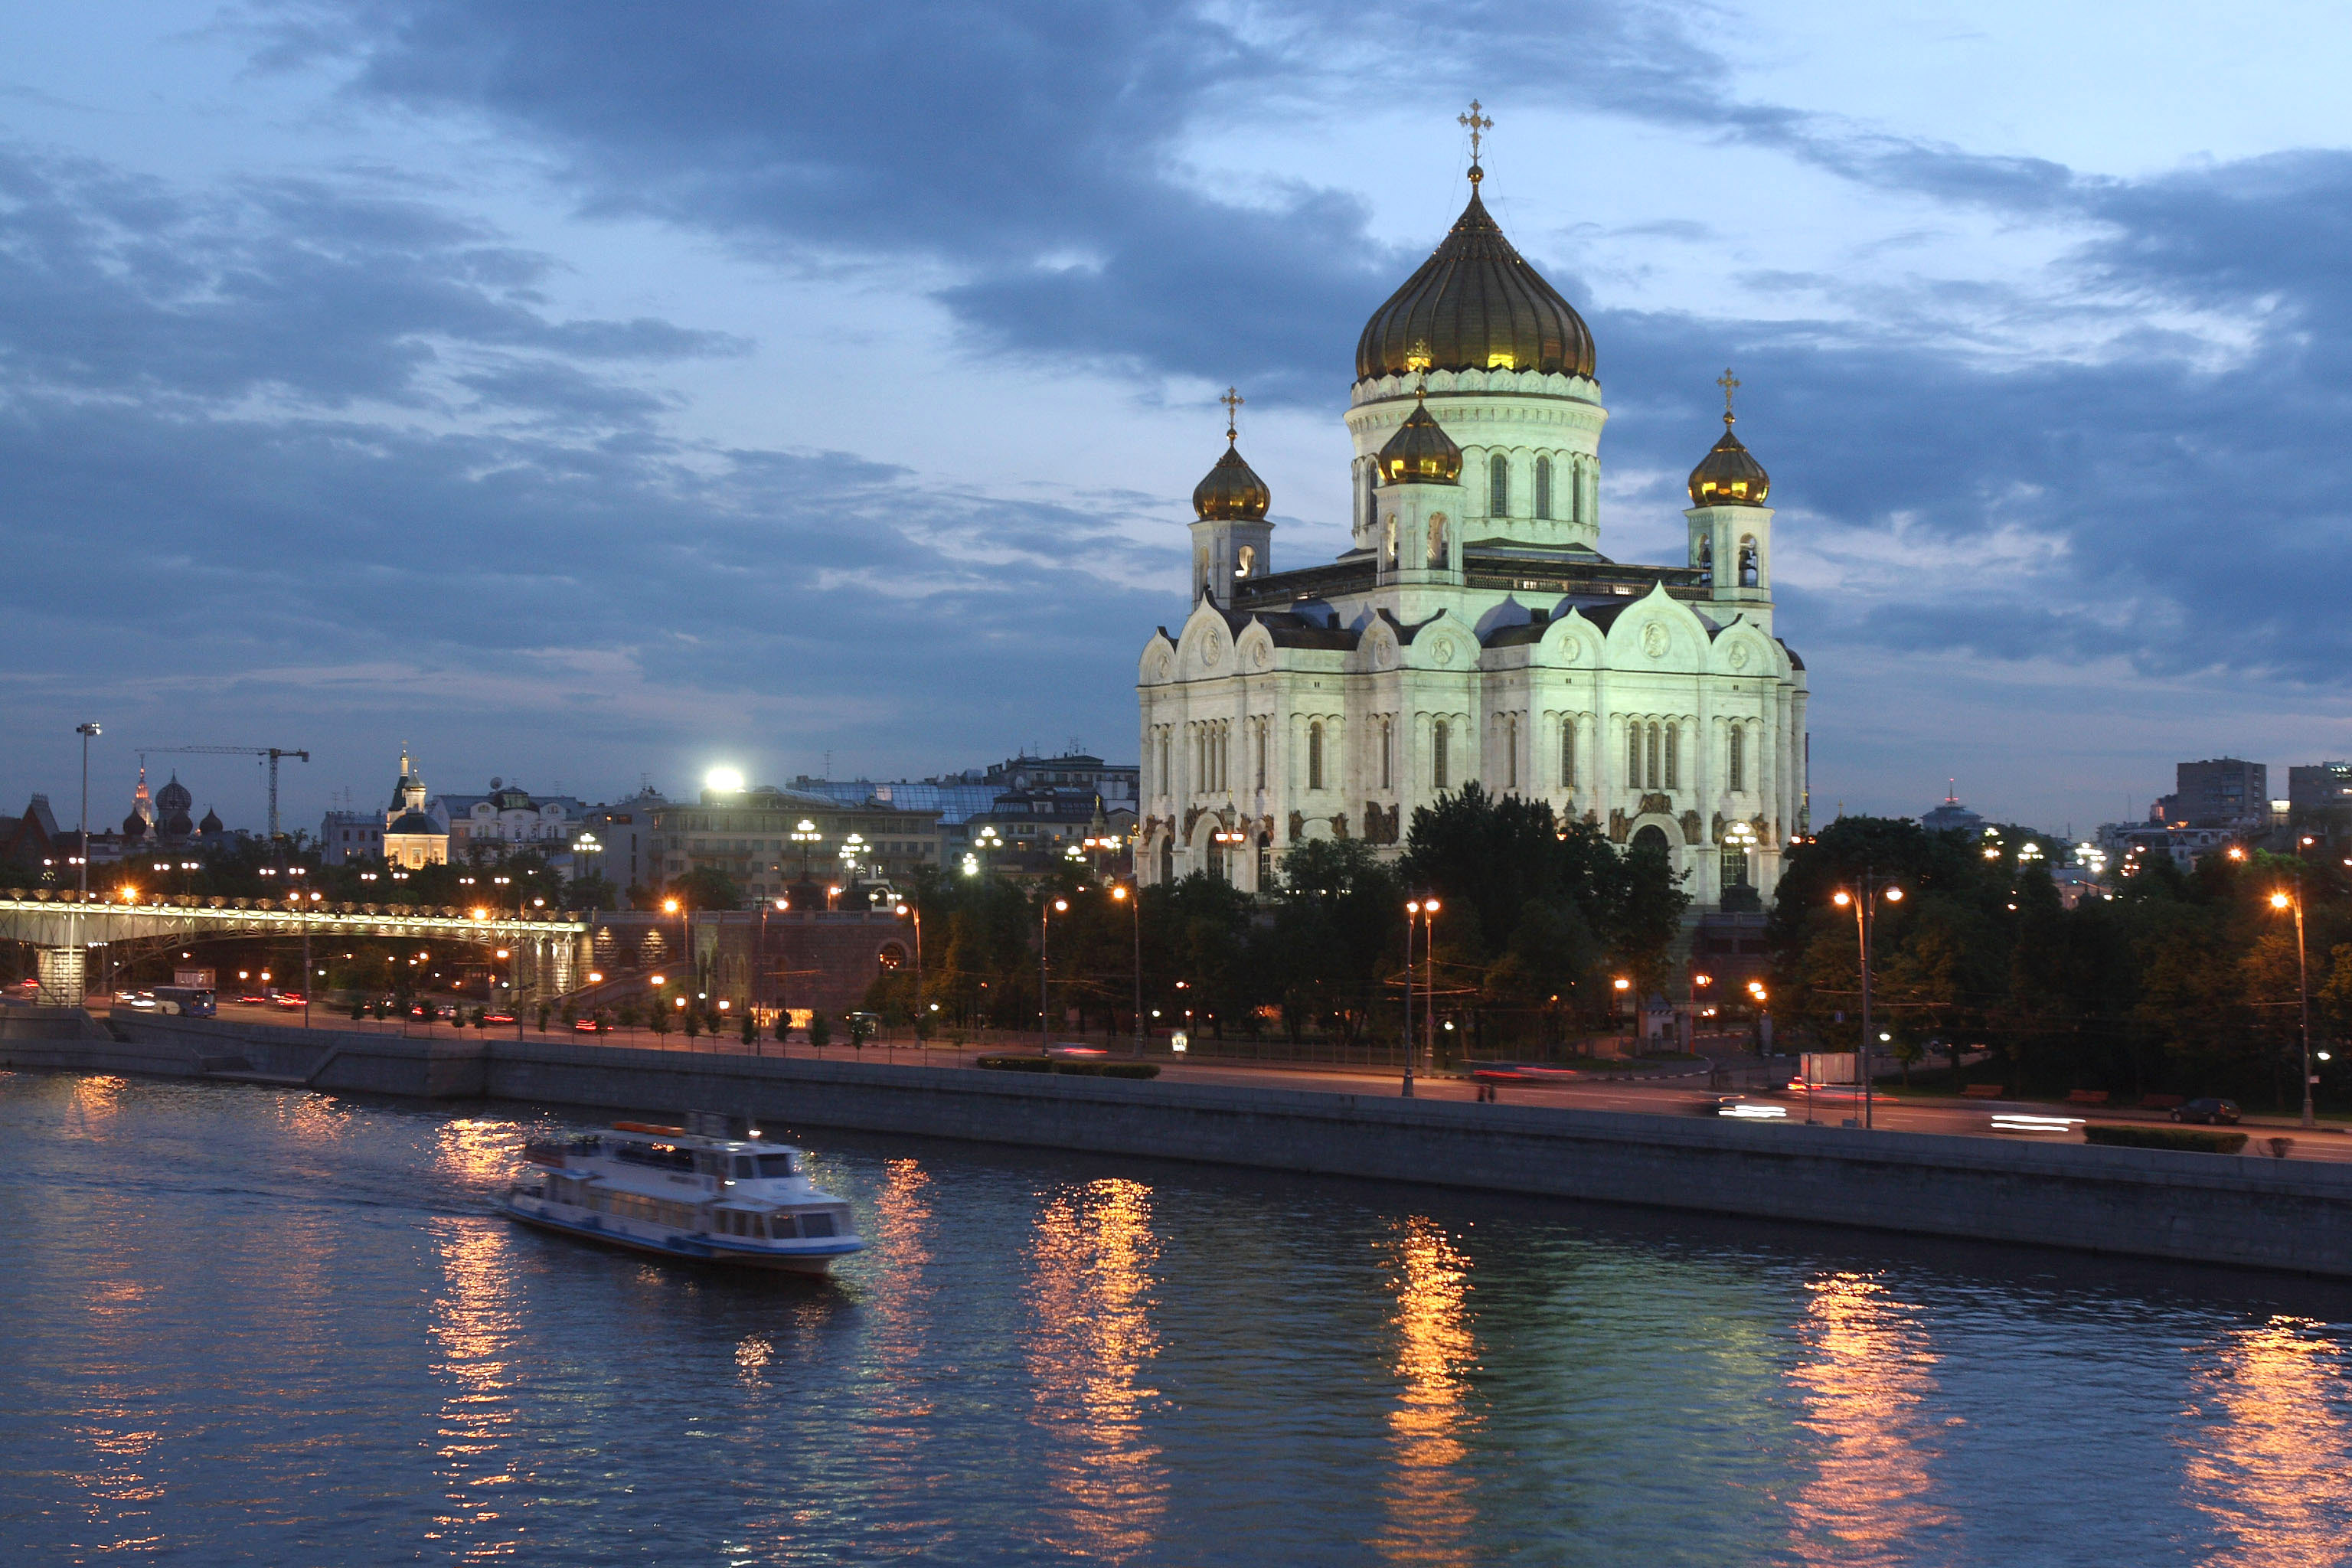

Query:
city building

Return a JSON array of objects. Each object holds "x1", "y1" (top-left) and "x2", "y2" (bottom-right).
[
  {"x1": 1136, "y1": 146, "x2": 1807, "y2": 906},
  {"x1": 2155, "y1": 758, "x2": 2265, "y2": 830},
  {"x1": 648, "y1": 782, "x2": 942, "y2": 905},
  {"x1": 1918, "y1": 787, "x2": 1985, "y2": 836},
  {"x1": 786, "y1": 752, "x2": 1142, "y2": 871},
  {"x1": 382, "y1": 756, "x2": 450, "y2": 869},
  {"x1": 572, "y1": 786, "x2": 669, "y2": 893},
  {"x1": 2289, "y1": 762, "x2": 2352, "y2": 824},
  {"x1": 437, "y1": 778, "x2": 589, "y2": 857},
  {"x1": 318, "y1": 809, "x2": 384, "y2": 864}
]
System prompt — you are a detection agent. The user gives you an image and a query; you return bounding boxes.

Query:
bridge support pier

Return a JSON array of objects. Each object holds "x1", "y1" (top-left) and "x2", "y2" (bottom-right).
[{"x1": 36, "y1": 946, "x2": 87, "y2": 1006}]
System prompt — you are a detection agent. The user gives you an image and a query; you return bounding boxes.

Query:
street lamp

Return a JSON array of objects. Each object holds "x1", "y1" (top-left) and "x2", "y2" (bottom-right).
[
  {"x1": 893, "y1": 899, "x2": 923, "y2": 1026},
  {"x1": 2270, "y1": 884, "x2": 2315, "y2": 1127},
  {"x1": 1403, "y1": 898, "x2": 1440, "y2": 1096},
  {"x1": 973, "y1": 825, "x2": 1001, "y2": 877},
  {"x1": 839, "y1": 833, "x2": 867, "y2": 885},
  {"x1": 1831, "y1": 877, "x2": 1904, "y2": 1128},
  {"x1": 1111, "y1": 884, "x2": 1141, "y2": 1056},
  {"x1": 75, "y1": 721, "x2": 100, "y2": 899},
  {"x1": 1040, "y1": 896, "x2": 1068, "y2": 1047}
]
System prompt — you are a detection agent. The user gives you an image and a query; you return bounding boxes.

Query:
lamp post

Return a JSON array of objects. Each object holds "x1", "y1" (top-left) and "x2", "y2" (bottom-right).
[
  {"x1": 894, "y1": 897, "x2": 923, "y2": 1028},
  {"x1": 790, "y1": 818, "x2": 822, "y2": 882},
  {"x1": 973, "y1": 825, "x2": 1001, "y2": 880},
  {"x1": 2270, "y1": 881, "x2": 2315, "y2": 1128},
  {"x1": 1832, "y1": 874, "x2": 1905, "y2": 1129},
  {"x1": 75, "y1": 721, "x2": 100, "y2": 900},
  {"x1": 1403, "y1": 898, "x2": 1440, "y2": 1096},
  {"x1": 1040, "y1": 896, "x2": 1068, "y2": 1047},
  {"x1": 1112, "y1": 883, "x2": 1141, "y2": 1056}
]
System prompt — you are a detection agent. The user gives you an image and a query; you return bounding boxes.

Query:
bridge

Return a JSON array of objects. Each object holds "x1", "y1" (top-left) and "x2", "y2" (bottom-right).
[{"x1": 0, "y1": 890, "x2": 590, "y2": 1005}]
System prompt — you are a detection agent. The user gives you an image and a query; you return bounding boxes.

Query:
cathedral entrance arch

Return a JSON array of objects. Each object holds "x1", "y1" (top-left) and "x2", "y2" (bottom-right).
[{"x1": 1630, "y1": 824, "x2": 1671, "y2": 856}]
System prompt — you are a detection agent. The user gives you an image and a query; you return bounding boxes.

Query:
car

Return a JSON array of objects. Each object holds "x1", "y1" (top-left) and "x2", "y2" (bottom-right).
[
  {"x1": 116, "y1": 990, "x2": 158, "y2": 1011},
  {"x1": 1044, "y1": 1042, "x2": 1107, "y2": 1060},
  {"x1": 1694, "y1": 1095, "x2": 1788, "y2": 1120},
  {"x1": 572, "y1": 1017, "x2": 602, "y2": 1034},
  {"x1": 239, "y1": 992, "x2": 271, "y2": 1004},
  {"x1": 482, "y1": 1011, "x2": 517, "y2": 1026},
  {"x1": 408, "y1": 1002, "x2": 431, "y2": 1019},
  {"x1": 15, "y1": 976, "x2": 39, "y2": 991},
  {"x1": 434, "y1": 1003, "x2": 460, "y2": 1021},
  {"x1": 2172, "y1": 1097, "x2": 2242, "y2": 1125},
  {"x1": 272, "y1": 993, "x2": 306, "y2": 1009}
]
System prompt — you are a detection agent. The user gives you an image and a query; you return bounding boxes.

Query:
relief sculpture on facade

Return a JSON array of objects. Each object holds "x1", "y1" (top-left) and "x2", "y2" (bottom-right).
[
  {"x1": 1680, "y1": 809, "x2": 1704, "y2": 845},
  {"x1": 1607, "y1": 808, "x2": 1631, "y2": 844},
  {"x1": 1288, "y1": 810, "x2": 1305, "y2": 843}
]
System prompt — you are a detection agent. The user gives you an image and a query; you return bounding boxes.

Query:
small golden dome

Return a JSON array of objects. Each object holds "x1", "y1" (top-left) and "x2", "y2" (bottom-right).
[
  {"x1": 1193, "y1": 438, "x2": 1270, "y2": 521},
  {"x1": 1688, "y1": 419, "x2": 1769, "y2": 507},
  {"x1": 1375, "y1": 394, "x2": 1462, "y2": 485}
]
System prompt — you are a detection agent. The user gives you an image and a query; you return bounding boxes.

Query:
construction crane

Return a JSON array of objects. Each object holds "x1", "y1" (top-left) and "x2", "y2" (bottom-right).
[{"x1": 139, "y1": 746, "x2": 310, "y2": 841}]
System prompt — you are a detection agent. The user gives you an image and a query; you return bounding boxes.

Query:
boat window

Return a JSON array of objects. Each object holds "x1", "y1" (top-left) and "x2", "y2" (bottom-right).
[
  {"x1": 769, "y1": 1214, "x2": 799, "y2": 1240},
  {"x1": 800, "y1": 1211, "x2": 836, "y2": 1239},
  {"x1": 616, "y1": 1142, "x2": 695, "y2": 1171},
  {"x1": 754, "y1": 1154, "x2": 798, "y2": 1178},
  {"x1": 732, "y1": 1156, "x2": 757, "y2": 1178}
]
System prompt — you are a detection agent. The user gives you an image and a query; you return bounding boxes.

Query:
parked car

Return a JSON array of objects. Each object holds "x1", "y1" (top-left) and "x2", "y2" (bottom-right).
[{"x1": 2172, "y1": 1097, "x2": 2242, "y2": 1125}]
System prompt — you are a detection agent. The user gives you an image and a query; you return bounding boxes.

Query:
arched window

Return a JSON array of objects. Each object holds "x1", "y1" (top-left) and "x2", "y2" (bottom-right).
[
  {"x1": 1504, "y1": 714, "x2": 1519, "y2": 789},
  {"x1": 1694, "y1": 534, "x2": 1713, "y2": 586},
  {"x1": 1631, "y1": 824, "x2": 1671, "y2": 858},
  {"x1": 1361, "y1": 462, "x2": 1376, "y2": 532},
  {"x1": 1728, "y1": 726, "x2": 1744, "y2": 792},
  {"x1": 1235, "y1": 544, "x2": 1255, "y2": 578},
  {"x1": 1720, "y1": 841, "x2": 1749, "y2": 889},
  {"x1": 1383, "y1": 513, "x2": 1398, "y2": 568},
  {"x1": 1645, "y1": 722, "x2": 1661, "y2": 790},
  {"x1": 1560, "y1": 717, "x2": 1576, "y2": 787},
  {"x1": 1626, "y1": 722, "x2": 1641, "y2": 787},
  {"x1": 1433, "y1": 720, "x2": 1450, "y2": 790},
  {"x1": 1664, "y1": 724, "x2": 1678, "y2": 791},
  {"x1": 1255, "y1": 718, "x2": 1267, "y2": 791},
  {"x1": 1308, "y1": 722, "x2": 1325, "y2": 791},
  {"x1": 1739, "y1": 536, "x2": 1760, "y2": 587},
  {"x1": 1159, "y1": 835, "x2": 1174, "y2": 884},
  {"x1": 1257, "y1": 835, "x2": 1273, "y2": 887},
  {"x1": 1427, "y1": 513, "x2": 1448, "y2": 567},
  {"x1": 1380, "y1": 716, "x2": 1393, "y2": 790},
  {"x1": 1489, "y1": 453, "x2": 1510, "y2": 516},
  {"x1": 1534, "y1": 456, "x2": 1553, "y2": 520}
]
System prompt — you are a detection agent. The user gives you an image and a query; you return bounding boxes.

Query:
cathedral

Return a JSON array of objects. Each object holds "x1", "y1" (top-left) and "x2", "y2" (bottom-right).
[{"x1": 1136, "y1": 130, "x2": 1808, "y2": 910}]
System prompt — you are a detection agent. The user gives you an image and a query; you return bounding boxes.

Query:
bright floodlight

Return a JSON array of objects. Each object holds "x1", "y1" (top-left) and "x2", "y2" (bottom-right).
[{"x1": 706, "y1": 766, "x2": 745, "y2": 792}]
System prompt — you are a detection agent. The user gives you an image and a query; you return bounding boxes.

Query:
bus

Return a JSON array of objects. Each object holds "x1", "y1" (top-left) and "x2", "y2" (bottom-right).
[{"x1": 149, "y1": 986, "x2": 217, "y2": 1018}]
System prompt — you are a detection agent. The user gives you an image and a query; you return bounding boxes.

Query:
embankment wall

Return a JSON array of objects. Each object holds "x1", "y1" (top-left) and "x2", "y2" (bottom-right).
[{"x1": 9, "y1": 1018, "x2": 2352, "y2": 1279}]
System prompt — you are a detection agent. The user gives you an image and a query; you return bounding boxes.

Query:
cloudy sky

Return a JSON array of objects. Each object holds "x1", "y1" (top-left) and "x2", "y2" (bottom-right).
[{"x1": 5, "y1": 2, "x2": 2350, "y2": 838}]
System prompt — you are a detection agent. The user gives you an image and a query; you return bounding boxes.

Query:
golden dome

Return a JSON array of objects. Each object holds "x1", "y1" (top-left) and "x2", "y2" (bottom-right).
[
  {"x1": 1356, "y1": 180, "x2": 1596, "y2": 384},
  {"x1": 1374, "y1": 394, "x2": 1462, "y2": 485},
  {"x1": 1193, "y1": 437, "x2": 1270, "y2": 521},
  {"x1": 1688, "y1": 417, "x2": 1769, "y2": 507}
]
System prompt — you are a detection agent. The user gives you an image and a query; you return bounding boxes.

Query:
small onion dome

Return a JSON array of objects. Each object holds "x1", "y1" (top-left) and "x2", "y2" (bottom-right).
[
  {"x1": 198, "y1": 806, "x2": 224, "y2": 835},
  {"x1": 1374, "y1": 395, "x2": 1462, "y2": 485},
  {"x1": 1192, "y1": 439, "x2": 1270, "y2": 521},
  {"x1": 157, "y1": 773, "x2": 192, "y2": 813},
  {"x1": 1688, "y1": 419, "x2": 1769, "y2": 507},
  {"x1": 122, "y1": 808, "x2": 150, "y2": 837},
  {"x1": 162, "y1": 809, "x2": 194, "y2": 838},
  {"x1": 1356, "y1": 183, "x2": 1596, "y2": 383}
]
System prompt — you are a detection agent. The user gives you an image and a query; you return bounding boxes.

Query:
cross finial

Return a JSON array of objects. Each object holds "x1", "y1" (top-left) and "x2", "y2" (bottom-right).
[
  {"x1": 1219, "y1": 386, "x2": 1243, "y2": 442},
  {"x1": 1459, "y1": 100, "x2": 1492, "y2": 182},
  {"x1": 1717, "y1": 366, "x2": 1740, "y2": 425}
]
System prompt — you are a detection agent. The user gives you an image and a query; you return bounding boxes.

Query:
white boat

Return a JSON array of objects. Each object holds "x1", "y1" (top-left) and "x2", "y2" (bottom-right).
[{"x1": 494, "y1": 1113, "x2": 864, "y2": 1272}]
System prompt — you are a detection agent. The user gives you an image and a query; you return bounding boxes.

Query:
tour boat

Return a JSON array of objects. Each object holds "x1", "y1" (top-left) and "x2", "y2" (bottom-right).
[{"x1": 495, "y1": 1113, "x2": 864, "y2": 1272}]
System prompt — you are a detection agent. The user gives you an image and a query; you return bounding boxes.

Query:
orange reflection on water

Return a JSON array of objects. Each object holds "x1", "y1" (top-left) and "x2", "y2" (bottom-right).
[
  {"x1": 436, "y1": 1117, "x2": 523, "y2": 1187},
  {"x1": 2183, "y1": 1315, "x2": 2352, "y2": 1566},
  {"x1": 1783, "y1": 1272, "x2": 1954, "y2": 1566},
  {"x1": 1373, "y1": 1216, "x2": 1480, "y2": 1566},
  {"x1": 1024, "y1": 1178, "x2": 1165, "y2": 1562},
  {"x1": 424, "y1": 1217, "x2": 528, "y2": 1557}
]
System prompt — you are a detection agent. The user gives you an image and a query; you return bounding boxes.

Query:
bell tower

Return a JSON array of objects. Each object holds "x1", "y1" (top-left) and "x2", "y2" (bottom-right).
[
  {"x1": 1684, "y1": 368, "x2": 1775, "y2": 632},
  {"x1": 1187, "y1": 387, "x2": 1272, "y2": 609}
]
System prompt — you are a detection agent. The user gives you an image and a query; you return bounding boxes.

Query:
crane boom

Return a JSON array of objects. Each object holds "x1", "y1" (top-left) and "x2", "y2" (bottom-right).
[{"x1": 136, "y1": 745, "x2": 311, "y2": 840}]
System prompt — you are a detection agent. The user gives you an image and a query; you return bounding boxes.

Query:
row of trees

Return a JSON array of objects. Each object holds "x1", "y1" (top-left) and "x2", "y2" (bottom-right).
[
  {"x1": 1769, "y1": 816, "x2": 2352, "y2": 1109},
  {"x1": 864, "y1": 785, "x2": 1691, "y2": 1050}
]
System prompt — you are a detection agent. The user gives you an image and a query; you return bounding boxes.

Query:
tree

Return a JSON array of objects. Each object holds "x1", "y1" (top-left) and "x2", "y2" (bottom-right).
[{"x1": 808, "y1": 1010, "x2": 831, "y2": 1050}]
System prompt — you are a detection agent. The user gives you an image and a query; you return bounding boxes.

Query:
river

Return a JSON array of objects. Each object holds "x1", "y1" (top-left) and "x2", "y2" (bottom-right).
[{"x1": 4, "y1": 1070, "x2": 2350, "y2": 1565}]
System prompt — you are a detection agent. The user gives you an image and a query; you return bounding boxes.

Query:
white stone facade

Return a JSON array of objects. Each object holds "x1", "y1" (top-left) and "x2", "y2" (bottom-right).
[{"x1": 1136, "y1": 345, "x2": 1807, "y2": 910}]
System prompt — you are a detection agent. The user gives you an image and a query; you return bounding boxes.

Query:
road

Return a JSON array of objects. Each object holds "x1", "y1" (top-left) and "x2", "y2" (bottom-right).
[{"x1": 109, "y1": 998, "x2": 2352, "y2": 1165}]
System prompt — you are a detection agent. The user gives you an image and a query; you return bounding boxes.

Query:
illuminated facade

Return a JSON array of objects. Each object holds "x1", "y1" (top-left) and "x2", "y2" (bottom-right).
[{"x1": 1137, "y1": 144, "x2": 1808, "y2": 908}]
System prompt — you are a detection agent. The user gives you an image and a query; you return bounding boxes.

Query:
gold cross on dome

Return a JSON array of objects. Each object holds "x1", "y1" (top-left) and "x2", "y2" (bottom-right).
[
  {"x1": 1220, "y1": 386, "x2": 1243, "y2": 439},
  {"x1": 1459, "y1": 100, "x2": 1492, "y2": 167},
  {"x1": 1717, "y1": 366, "x2": 1740, "y2": 423}
]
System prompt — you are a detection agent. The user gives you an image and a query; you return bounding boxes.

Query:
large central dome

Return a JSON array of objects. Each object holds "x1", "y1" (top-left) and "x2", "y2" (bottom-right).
[{"x1": 1355, "y1": 181, "x2": 1596, "y2": 384}]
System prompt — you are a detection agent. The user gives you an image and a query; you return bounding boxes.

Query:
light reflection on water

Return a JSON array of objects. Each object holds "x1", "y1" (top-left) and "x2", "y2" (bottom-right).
[{"x1": 5, "y1": 1072, "x2": 2352, "y2": 1566}]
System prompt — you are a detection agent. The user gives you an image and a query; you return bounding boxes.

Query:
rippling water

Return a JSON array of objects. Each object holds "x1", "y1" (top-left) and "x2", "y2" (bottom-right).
[{"x1": 5, "y1": 1071, "x2": 2352, "y2": 1565}]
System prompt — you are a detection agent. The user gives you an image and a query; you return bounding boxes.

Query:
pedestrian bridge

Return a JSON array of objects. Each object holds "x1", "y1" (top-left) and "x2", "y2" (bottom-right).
[{"x1": 0, "y1": 890, "x2": 590, "y2": 1004}]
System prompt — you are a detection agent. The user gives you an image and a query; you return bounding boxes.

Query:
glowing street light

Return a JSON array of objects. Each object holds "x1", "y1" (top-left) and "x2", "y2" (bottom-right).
[{"x1": 1834, "y1": 874, "x2": 1904, "y2": 1128}]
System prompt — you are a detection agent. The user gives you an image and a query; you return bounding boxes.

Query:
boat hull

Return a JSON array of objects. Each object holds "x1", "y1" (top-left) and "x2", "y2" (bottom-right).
[{"x1": 493, "y1": 1195, "x2": 861, "y2": 1274}]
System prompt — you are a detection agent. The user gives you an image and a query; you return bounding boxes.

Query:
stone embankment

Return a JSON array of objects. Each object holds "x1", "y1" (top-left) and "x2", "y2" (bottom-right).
[{"x1": 8, "y1": 1012, "x2": 2352, "y2": 1279}]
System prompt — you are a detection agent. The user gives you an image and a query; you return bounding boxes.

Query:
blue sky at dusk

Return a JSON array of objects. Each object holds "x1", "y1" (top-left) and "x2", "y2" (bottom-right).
[{"x1": 5, "y1": 2, "x2": 2351, "y2": 836}]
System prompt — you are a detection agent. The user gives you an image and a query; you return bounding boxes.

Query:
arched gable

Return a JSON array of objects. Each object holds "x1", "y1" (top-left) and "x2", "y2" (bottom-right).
[
  {"x1": 1601, "y1": 583, "x2": 1710, "y2": 672},
  {"x1": 1137, "y1": 629, "x2": 1178, "y2": 685}
]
